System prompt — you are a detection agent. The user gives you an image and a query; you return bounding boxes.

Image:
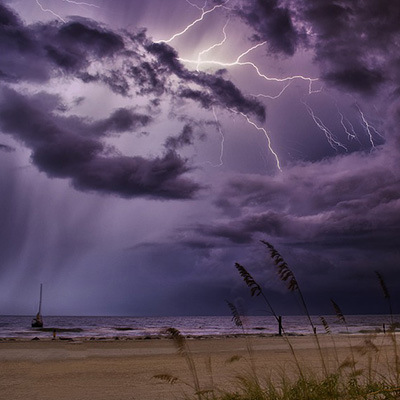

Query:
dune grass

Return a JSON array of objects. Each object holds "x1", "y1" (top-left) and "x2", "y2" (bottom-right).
[{"x1": 154, "y1": 242, "x2": 400, "y2": 400}]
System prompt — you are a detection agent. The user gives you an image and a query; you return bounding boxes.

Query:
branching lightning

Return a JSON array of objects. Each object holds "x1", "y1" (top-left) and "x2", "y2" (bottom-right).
[
  {"x1": 35, "y1": 0, "x2": 381, "y2": 173},
  {"x1": 35, "y1": 0, "x2": 100, "y2": 23},
  {"x1": 195, "y1": 19, "x2": 229, "y2": 71},
  {"x1": 153, "y1": 1, "x2": 293, "y2": 170},
  {"x1": 338, "y1": 109, "x2": 358, "y2": 141},
  {"x1": 176, "y1": 35, "x2": 319, "y2": 169},
  {"x1": 36, "y1": 0, "x2": 66, "y2": 22},
  {"x1": 169, "y1": 2, "x2": 382, "y2": 162},
  {"x1": 302, "y1": 100, "x2": 348, "y2": 152},
  {"x1": 178, "y1": 42, "x2": 319, "y2": 91},
  {"x1": 355, "y1": 104, "x2": 383, "y2": 150},
  {"x1": 232, "y1": 110, "x2": 282, "y2": 171},
  {"x1": 154, "y1": 1, "x2": 231, "y2": 44}
]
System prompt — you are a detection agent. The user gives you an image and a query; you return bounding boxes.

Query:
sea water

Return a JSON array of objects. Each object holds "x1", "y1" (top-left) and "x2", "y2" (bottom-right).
[{"x1": 0, "y1": 314, "x2": 396, "y2": 340}]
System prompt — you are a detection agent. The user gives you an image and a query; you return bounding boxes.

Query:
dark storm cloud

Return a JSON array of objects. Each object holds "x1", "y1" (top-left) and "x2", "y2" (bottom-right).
[
  {"x1": 165, "y1": 124, "x2": 195, "y2": 150},
  {"x1": 174, "y1": 148, "x2": 400, "y2": 314},
  {"x1": 179, "y1": 76, "x2": 266, "y2": 120},
  {"x1": 1, "y1": 1, "x2": 266, "y2": 125},
  {"x1": 0, "y1": 2, "x2": 269, "y2": 200},
  {"x1": 201, "y1": 152, "x2": 400, "y2": 251},
  {"x1": 179, "y1": 88, "x2": 214, "y2": 109},
  {"x1": 195, "y1": 210, "x2": 291, "y2": 244},
  {"x1": 70, "y1": 152, "x2": 200, "y2": 199},
  {"x1": 127, "y1": 61, "x2": 166, "y2": 96},
  {"x1": 323, "y1": 67, "x2": 385, "y2": 95},
  {"x1": 298, "y1": 0, "x2": 400, "y2": 95},
  {"x1": 56, "y1": 19, "x2": 124, "y2": 56},
  {"x1": 146, "y1": 42, "x2": 266, "y2": 121},
  {"x1": 145, "y1": 42, "x2": 184, "y2": 77},
  {"x1": 0, "y1": 1, "x2": 17, "y2": 25},
  {"x1": 92, "y1": 108, "x2": 152, "y2": 135},
  {"x1": 0, "y1": 4, "x2": 49, "y2": 82},
  {"x1": 234, "y1": 0, "x2": 399, "y2": 96},
  {"x1": 193, "y1": 73, "x2": 266, "y2": 121},
  {"x1": 236, "y1": 0, "x2": 300, "y2": 56},
  {"x1": 42, "y1": 20, "x2": 124, "y2": 73},
  {"x1": 0, "y1": 87, "x2": 201, "y2": 199},
  {"x1": 0, "y1": 3, "x2": 124, "y2": 84}
]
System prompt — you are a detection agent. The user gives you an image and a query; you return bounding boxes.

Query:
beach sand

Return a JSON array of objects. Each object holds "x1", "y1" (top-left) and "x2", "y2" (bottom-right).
[{"x1": 0, "y1": 334, "x2": 395, "y2": 399}]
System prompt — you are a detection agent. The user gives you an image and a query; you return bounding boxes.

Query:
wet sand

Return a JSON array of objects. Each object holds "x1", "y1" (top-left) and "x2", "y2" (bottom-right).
[{"x1": 0, "y1": 334, "x2": 395, "y2": 400}]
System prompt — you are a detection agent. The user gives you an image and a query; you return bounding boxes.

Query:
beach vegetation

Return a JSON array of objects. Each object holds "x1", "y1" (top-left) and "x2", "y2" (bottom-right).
[{"x1": 156, "y1": 242, "x2": 400, "y2": 400}]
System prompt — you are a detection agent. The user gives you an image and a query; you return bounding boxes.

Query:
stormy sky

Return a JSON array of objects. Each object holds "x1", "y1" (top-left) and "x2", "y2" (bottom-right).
[{"x1": 1, "y1": 0, "x2": 399, "y2": 317}]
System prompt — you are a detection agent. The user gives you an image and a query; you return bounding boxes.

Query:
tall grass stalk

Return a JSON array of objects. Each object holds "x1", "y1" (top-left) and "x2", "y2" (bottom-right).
[
  {"x1": 320, "y1": 316, "x2": 340, "y2": 368},
  {"x1": 330, "y1": 298, "x2": 359, "y2": 379},
  {"x1": 226, "y1": 300, "x2": 259, "y2": 384},
  {"x1": 163, "y1": 327, "x2": 204, "y2": 400},
  {"x1": 375, "y1": 271, "x2": 394, "y2": 326},
  {"x1": 234, "y1": 262, "x2": 304, "y2": 378},
  {"x1": 261, "y1": 241, "x2": 328, "y2": 378},
  {"x1": 375, "y1": 271, "x2": 399, "y2": 385}
]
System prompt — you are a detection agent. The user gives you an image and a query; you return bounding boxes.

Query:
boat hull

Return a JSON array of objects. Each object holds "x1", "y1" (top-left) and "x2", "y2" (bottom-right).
[{"x1": 32, "y1": 320, "x2": 43, "y2": 328}]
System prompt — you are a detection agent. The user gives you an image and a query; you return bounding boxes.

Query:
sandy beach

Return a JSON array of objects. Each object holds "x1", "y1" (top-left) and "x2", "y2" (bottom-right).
[{"x1": 0, "y1": 334, "x2": 396, "y2": 400}]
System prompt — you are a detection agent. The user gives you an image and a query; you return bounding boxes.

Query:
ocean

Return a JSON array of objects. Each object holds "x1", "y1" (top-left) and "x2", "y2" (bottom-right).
[{"x1": 0, "y1": 314, "x2": 396, "y2": 340}]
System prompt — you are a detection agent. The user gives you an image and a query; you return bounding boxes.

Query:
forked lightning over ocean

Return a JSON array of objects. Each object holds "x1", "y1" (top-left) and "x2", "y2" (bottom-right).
[{"x1": 35, "y1": 0, "x2": 382, "y2": 169}]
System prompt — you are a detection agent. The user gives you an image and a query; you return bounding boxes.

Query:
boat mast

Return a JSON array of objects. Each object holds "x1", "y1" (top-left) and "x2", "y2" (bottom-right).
[{"x1": 38, "y1": 283, "x2": 42, "y2": 315}]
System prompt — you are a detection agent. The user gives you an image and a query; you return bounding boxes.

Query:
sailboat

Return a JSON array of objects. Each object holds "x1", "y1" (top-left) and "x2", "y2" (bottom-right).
[{"x1": 32, "y1": 284, "x2": 43, "y2": 328}]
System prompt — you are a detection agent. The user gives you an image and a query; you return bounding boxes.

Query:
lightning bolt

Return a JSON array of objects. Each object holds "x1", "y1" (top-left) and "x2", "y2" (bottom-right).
[
  {"x1": 355, "y1": 104, "x2": 383, "y2": 150},
  {"x1": 328, "y1": 97, "x2": 359, "y2": 142},
  {"x1": 62, "y1": 0, "x2": 99, "y2": 7},
  {"x1": 230, "y1": 110, "x2": 281, "y2": 171},
  {"x1": 61, "y1": 0, "x2": 100, "y2": 7},
  {"x1": 302, "y1": 100, "x2": 348, "y2": 152},
  {"x1": 185, "y1": 0, "x2": 207, "y2": 12},
  {"x1": 195, "y1": 19, "x2": 229, "y2": 71},
  {"x1": 252, "y1": 81, "x2": 292, "y2": 100},
  {"x1": 178, "y1": 42, "x2": 319, "y2": 89},
  {"x1": 35, "y1": 0, "x2": 100, "y2": 22},
  {"x1": 153, "y1": 0, "x2": 323, "y2": 170},
  {"x1": 338, "y1": 110, "x2": 358, "y2": 141},
  {"x1": 154, "y1": 0, "x2": 231, "y2": 44},
  {"x1": 179, "y1": 36, "x2": 318, "y2": 168},
  {"x1": 35, "y1": 0, "x2": 66, "y2": 22}
]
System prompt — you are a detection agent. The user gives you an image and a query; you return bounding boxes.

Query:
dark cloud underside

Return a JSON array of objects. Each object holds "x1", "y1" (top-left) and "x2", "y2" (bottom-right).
[{"x1": 0, "y1": 87, "x2": 201, "y2": 199}]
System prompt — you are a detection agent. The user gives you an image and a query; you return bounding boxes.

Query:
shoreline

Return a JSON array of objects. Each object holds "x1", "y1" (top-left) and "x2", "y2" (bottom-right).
[
  {"x1": 1, "y1": 334, "x2": 397, "y2": 399},
  {"x1": 0, "y1": 329, "x2": 385, "y2": 343}
]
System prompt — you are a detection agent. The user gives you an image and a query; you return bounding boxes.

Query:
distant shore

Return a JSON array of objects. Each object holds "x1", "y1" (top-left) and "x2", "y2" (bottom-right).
[
  {"x1": 1, "y1": 333, "x2": 396, "y2": 400},
  {"x1": 0, "y1": 330, "x2": 381, "y2": 344},
  {"x1": 0, "y1": 331, "x2": 311, "y2": 342},
  {"x1": 0, "y1": 314, "x2": 393, "y2": 340}
]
